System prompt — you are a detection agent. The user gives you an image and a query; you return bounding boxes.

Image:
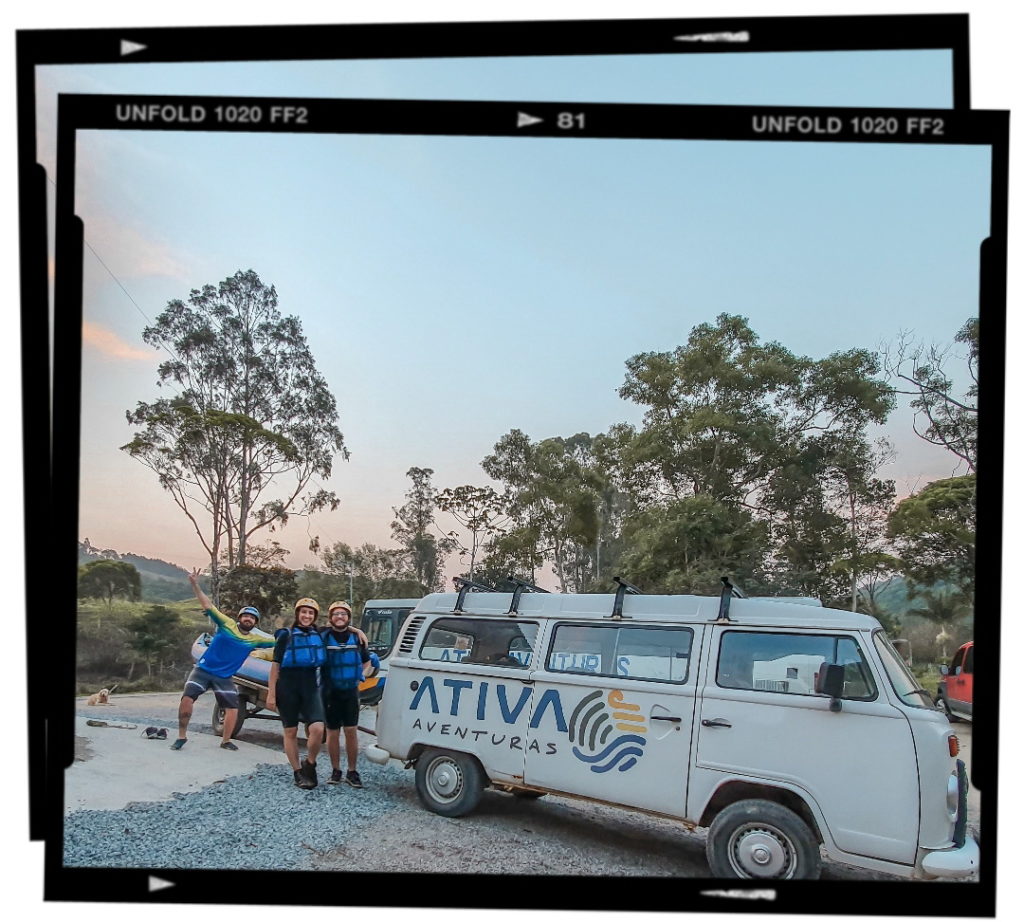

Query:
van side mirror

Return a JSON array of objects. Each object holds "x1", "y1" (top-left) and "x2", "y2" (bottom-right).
[
  {"x1": 815, "y1": 663, "x2": 845, "y2": 711},
  {"x1": 939, "y1": 665, "x2": 949, "y2": 677}
]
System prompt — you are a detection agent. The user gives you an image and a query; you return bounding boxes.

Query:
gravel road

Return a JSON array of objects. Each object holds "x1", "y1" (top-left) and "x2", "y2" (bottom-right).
[{"x1": 65, "y1": 692, "x2": 980, "y2": 881}]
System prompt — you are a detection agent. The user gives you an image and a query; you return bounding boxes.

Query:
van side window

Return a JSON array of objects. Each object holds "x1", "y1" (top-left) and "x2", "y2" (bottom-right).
[
  {"x1": 950, "y1": 647, "x2": 965, "y2": 674},
  {"x1": 963, "y1": 646, "x2": 973, "y2": 674},
  {"x1": 419, "y1": 618, "x2": 538, "y2": 668},
  {"x1": 547, "y1": 624, "x2": 693, "y2": 684},
  {"x1": 717, "y1": 632, "x2": 877, "y2": 700}
]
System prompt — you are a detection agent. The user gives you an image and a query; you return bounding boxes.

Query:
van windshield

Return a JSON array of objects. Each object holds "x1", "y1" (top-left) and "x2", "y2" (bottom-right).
[{"x1": 873, "y1": 630, "x2": 933, "y2": 708}]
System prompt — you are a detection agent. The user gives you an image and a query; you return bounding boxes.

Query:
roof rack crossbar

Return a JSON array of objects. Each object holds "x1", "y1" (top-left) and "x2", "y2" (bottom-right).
[
  {"x1": 718, "y1": 575, "x2": 745, "y2": 621},
  {"x1": 611, "y1": 576, "x2": 642, "y2": 619},
  {"x1": 452, "y1": 577, "x2": 497, "y2": 613},
  {"x1": 506, "y1": 576, "x2": 549, "y2": 614}
]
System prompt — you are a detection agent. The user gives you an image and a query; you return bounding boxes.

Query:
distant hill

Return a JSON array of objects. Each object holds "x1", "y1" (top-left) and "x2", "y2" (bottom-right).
[
  {"x1": 79, "y1": 538, "x2": 192, "y2": 602},
  {"x1": 873, "y1": 577, "x2": 974, "y2": 630}
]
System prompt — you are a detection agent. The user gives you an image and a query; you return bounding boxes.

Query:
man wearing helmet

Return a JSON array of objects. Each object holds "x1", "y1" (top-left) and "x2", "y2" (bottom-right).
[
  {"x1": 320, "y1": 601, "x2": 376, "y2": 787},
  {"x1": 268, "y1": 598, "x2": 329, "y2": 789},
  {"x1": 175, "y1": 568, "x2": 275, "y2": 752}
]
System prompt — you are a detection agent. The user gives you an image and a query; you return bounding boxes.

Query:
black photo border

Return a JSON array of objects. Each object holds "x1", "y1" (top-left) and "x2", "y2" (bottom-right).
[
  {"x1": 49, "y1": 92, "x2": 1006, "y2": 915},
  {"x1": 16, "y1": 13, "x2": 974, "y2": 844}
]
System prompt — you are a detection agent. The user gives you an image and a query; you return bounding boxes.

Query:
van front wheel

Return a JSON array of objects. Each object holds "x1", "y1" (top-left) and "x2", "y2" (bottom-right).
[
  {"x1": 415, "y1": 749, "x2": 484, "y2": 817},
  {"x1": 706, "y1": 799, "x2": 821, "y2": 880}
]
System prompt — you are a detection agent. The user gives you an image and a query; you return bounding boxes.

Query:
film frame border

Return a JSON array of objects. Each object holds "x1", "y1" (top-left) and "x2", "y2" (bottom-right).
[
  {"x1": 17, "y1": 12, "x2": 975, "y2": 844},
  {"x1": 48, "y1": 91, "x2": 1006, "y2": 915}
]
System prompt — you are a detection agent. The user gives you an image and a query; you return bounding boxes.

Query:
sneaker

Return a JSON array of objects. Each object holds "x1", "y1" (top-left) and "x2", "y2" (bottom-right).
[
  {"x1": 170, "y1": 739, "x2": 187, "y2": 751},
  {"x1": 293, "y1": 769, "x2": 305, "y2": 788},
  {"x1": 327, "y1": 768, "x2": 344, "y2": 785},
  {"x1": 220, "y1": 741, "x2": 239, "y2": 751},
  {"x1": 301, "y1": 759, "x2": 319, "y2": 788},
  {"x1": 345, "y1": 770, "x2": 363, "y2": 789}
]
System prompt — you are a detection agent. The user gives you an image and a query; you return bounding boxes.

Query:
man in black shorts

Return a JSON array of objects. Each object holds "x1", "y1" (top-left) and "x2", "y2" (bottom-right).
[{"x1": 320, "y1": 601, "x2": 374, "y2": 787}]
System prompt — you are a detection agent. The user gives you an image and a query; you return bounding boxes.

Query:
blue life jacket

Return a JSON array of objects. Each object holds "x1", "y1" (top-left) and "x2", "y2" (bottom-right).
[
  {"x1": 279, "y1": 626, "x2": 326, "y2": 669},
  {"x1": 321, "y1": 628, "x2": 365, "y2": 690}
]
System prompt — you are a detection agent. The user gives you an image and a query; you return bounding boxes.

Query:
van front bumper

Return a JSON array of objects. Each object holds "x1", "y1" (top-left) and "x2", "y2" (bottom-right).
[
  {"x1": 365, "y1": 744, "x2": 391, "y2": 766},
  {"x1": 920, "y1": 835, "x2": 980, "y2": 879}
]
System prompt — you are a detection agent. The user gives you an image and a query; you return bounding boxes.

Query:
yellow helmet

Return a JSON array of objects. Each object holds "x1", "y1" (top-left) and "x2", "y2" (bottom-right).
[
  {"x1": 294, "y1": 597, "x2": 320, "y2": 617},
  {"x1": 327, "y1": 600, "x2": 352, "y2": 617}
]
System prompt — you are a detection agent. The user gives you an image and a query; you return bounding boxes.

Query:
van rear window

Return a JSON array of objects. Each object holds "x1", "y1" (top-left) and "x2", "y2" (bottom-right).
[
  {"x1": 419, "y1": 618, "x2": 538, "y2": 668},
  {"x1": 546, "y1": 624, "x2": 693, "y2": 684}
]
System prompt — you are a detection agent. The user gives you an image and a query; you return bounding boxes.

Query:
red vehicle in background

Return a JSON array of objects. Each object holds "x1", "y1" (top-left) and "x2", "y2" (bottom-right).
[{"x1": 937, "y1": 641, "x2": 973, "y2": 722}]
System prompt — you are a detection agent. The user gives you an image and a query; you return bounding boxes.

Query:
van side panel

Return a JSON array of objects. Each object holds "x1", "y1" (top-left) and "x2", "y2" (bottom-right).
[
  {"x1": 522, "y1": 623, "x2": 703, "y2": 818},
  {"x1": 386, "y1": 660, "x2": 533, "y2": 782}
]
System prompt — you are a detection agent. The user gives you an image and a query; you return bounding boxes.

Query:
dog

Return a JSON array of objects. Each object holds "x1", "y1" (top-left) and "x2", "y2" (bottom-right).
[{"x1": 85, "y1": 686, "x2": 116, "y2": 706}]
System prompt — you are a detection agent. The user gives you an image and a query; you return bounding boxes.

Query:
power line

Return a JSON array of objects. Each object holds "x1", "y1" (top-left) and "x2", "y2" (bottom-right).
[{"x1": 48, "y1": 174, "x2": 179, "y2": 367}]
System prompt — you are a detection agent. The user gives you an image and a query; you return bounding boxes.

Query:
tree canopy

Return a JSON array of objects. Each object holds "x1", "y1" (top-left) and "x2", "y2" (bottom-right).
[
  {"x1": 122, "y1": 270, "x2": 346, "y2": 595},
  {"x1": 78, "y1": 559, "x2": 141, "y2": 611}
]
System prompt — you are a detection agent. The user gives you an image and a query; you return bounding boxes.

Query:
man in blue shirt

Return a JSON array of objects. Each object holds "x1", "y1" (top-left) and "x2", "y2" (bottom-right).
[{"x1": 173, "y1": 568, "x2": 276, "y2": 751}]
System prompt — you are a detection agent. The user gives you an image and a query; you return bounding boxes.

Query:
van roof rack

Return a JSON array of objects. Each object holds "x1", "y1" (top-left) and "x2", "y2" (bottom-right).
[
  {"x1": 506, "y1": 576, "x2": 549, "y2": 614},
  {"x1": 717, "y1": 575, "x2": 745, "y2": 622},
  {"x1": 610, "y1": 576, "x2": 642, "y2": 620},
  {"x1": 452, "y1": 577, "x2": 497, "y2": 613}
]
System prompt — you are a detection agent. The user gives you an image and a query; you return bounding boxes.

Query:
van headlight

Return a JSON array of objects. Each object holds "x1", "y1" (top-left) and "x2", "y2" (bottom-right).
[{"x1": 947, "y1": 772, "x2": 960, "y2": 819}]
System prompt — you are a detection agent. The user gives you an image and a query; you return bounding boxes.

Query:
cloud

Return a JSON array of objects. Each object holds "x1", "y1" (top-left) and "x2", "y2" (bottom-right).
[
  {"x1": 83, "y1": 215, "x2": 188, "y2": 281},
  {"x1": 82, "y1": 321, "x2": 153, "y2": 361}
]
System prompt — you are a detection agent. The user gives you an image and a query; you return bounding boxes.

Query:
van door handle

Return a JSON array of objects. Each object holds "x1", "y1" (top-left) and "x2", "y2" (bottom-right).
[
  {"x1": 520, "y1": 678, "x2": 535, "y2": 685},
  {"x1": 701, "y1": 718, "x2": 732, "y2": 728},
  {"x1": 651, "y1": 715, "x2": 681, "y2": 723}
]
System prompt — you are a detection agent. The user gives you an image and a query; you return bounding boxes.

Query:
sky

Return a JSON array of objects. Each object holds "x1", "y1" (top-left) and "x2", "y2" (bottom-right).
[
  {"x1": 33, "y1": 46, "x2": 985, "y2": 578},
  {"x1": 67, "y1": 121, "x2": 988, "y2": 576}
]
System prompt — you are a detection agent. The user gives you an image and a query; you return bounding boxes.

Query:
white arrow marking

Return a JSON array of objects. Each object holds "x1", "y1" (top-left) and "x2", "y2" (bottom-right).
[
  {"x1": 148, "y1": 876, "x2": 175, "y2": 893},
  {"x1": 120, "y1": 40, "x2": 147, "y2": 56},
  {"x1": 517, "y1": 112, "x2": 544, "y2": 128}
]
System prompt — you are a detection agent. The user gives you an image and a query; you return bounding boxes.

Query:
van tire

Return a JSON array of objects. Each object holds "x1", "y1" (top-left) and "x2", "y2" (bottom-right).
[
  {"x1": 415, "y1": 749, "x2": 485, "y2": 817},
  {"x1": 706, "y1": 799, "x2": 821, "y2": 880}
]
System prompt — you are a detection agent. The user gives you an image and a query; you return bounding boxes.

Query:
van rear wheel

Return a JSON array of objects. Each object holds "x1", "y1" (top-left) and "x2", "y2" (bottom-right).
[
  {"x1": 706, "y1": 799, "x2": 821, "y2": 880},
  {"x1": 414, "y1": 748, "x2": 484, "y2": 817}
]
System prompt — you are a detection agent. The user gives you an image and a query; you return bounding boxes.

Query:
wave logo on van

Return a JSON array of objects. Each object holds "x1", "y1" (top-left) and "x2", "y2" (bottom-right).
[{"x1": 568, "y1": 689, "x2": 647, "y2": 773}]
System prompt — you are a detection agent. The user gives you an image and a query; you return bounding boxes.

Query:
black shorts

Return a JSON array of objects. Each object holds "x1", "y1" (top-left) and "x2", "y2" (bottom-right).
[
  {"x1": 183, "y1": 666, "x2": 239, "y2": 708},
  {"x1": 276, "y1": 669, "x2": 325, "y2": 728},
  {"x1": 323, "y1": 688, "x2": 361, "y2": 729}
]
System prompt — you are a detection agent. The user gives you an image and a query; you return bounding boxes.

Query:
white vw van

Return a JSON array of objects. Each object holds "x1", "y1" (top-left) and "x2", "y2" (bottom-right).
[{"x1": 367, "y1": 581, "x2": 978, "y2": 881}]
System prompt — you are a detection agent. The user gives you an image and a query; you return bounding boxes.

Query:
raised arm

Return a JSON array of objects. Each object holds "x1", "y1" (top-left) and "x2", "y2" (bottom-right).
[{"x1": 189, "y1": 568, "x2": 215, "y2": 613}]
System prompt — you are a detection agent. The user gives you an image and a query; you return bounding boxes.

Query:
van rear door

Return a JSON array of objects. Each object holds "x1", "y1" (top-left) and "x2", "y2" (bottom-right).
[{"x1": 524, "y1": 621, "x2": 702, "y2": 818}]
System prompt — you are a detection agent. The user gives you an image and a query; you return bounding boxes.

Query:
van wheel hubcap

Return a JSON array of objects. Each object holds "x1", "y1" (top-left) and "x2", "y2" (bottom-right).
[
  {"x1": 425, "y1": 757, "x2": 463, "y2": 803},
  {"x1": 728, "y1": 825, "x2": 796, "y2": 878}
]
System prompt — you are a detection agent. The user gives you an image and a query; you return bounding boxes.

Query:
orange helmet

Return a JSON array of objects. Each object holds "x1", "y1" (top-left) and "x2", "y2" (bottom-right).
[
  {"x1": 327, "y1": 600, "x2": 352, "y2": 617},
  {"x1": 293, "y1": 598, "x2": 321, "y2": 617}
]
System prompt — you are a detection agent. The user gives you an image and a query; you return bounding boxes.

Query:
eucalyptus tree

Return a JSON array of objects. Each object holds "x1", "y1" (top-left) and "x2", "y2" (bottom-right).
[
  {"x1": 391, "y1": 467, "x2": 454, "y2": 593},
  {"x1": 882, "y1": 318, "x2": 978, "y2": 473},
  {"x1": 122, "y1": 270, "x2": 345, "y2": 594}
]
